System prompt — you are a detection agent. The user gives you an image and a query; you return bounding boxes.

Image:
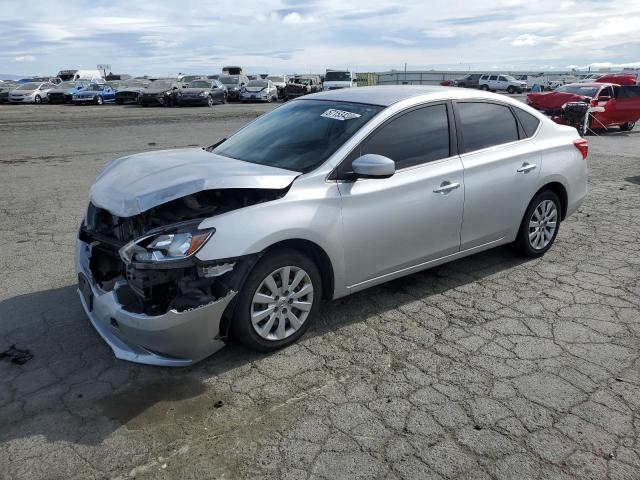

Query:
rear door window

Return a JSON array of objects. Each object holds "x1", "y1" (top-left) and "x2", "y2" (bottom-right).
[
  {"x1": 489, "y1": 75, "x2": 497, "y2": 81},
  {"x1": 457, "y1": 102, "x2": 520, "y2": 152}
]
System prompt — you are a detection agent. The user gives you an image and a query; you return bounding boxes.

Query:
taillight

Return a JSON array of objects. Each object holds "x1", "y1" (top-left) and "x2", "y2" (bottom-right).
[{"x1": 574, "y1": 138, "x2": 588, "y2": 160}]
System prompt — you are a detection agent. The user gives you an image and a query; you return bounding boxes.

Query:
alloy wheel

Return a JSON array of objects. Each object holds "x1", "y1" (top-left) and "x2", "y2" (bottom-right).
[
  {"x1": 250, "y1": 266, "x2": 314, "y2": 341},
  {"x1": 528, "y1": 199, "x2": 557, "y2": 250}
]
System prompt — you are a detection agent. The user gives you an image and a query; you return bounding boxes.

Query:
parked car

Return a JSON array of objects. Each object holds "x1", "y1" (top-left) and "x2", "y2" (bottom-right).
[
  {"x1": 594, "y1": 73, "x2": 638, "y2": 86},
  {"x1": 114, "y1": 78, "x2": 151, "y2": 104},
  {"x1": 267, "y1": 75, "x2": 287, "y2": 98},
  {"x1": 176, "y1": 79, "x2": 227, "y2": 106},
  {"x1": 452, "y1": 74, "x2": 482, "y2": 89},
  {"x1": 240, "y1": 80, "x2": 278, "y2": 103},
  {"x1": 77, "y1": 86, "x2": 587, "y2": 366},
  {"x1": 47, "y1": 81, "x2": 91, "y2": 104},
  {"x1": 479, "y1": 74, "x2": 527, "y2": 93},
  {"x1": 56, "y1": 69, "x2": 104, "y2": 83},
  {"x1": 0, "y1": 81, "x2": 19, "y2": 103},
  {"x1": 526, "y1": 83, "x2": 640, "y2": 131},
  {"x1": 72, "y1": 83, "x2": 116, "y2": 105},
  {"x1": 284, "y1": 75, "x2": 322, "y2": 99},
  {"x1": 8, "y1": 82, "x2": 57, "y2": 103},
  {"x1": 138, "y1": 79, "x2": 186, "y2": 107},
  {"x1": 219, "y1": 74, "x2": 249, "y2": 101},
  {"x1": 514, "y1": 74, "x2": 554, "y2": 91}
]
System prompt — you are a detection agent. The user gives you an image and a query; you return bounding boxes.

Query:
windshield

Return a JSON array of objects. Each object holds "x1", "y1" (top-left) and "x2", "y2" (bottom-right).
[
  {"x1": 267, "y1": 76, "x2": 283, "y2": 83},
  {"x1": 149, "y1": 80, "x2": 173, "y2": 89},
  {"x1": 556, "y1": 85, "x2": 598, "y2": 97},
  {"x1": 247, "y1": 80, "x2": 267, "y2": 87},
  {"x1": 325, "y1": 71, "x2": 351, "y2": 82},
  {"x1": 291, "y1": 78, "x2": 311, "y2": 85},
  {"x1": 214, "y1": 100, "x2": 382, "y2": 173},
  {"x1": 504, "y1": 75, "x2": 518, "y2": 82},
  {"x1": 87, "y1": 84, "x2": 104, "y2": 91},
  {"x1": 219, "y1": 76, "x2": 239, "y2": 85},
  {"x1": 17, "y1": 83, "x2": 39, "y2": 90},
  {"x1": 188, "y1": 80, "x2": 211, "y2": 88}
]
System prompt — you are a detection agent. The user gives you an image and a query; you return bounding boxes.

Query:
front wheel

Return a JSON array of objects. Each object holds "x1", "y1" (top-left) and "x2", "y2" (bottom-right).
[
  {"x1": 34, "y1": 94, "x2": 42, "y2": 104},
  {"x1": 620, "y1": 122, "x2": 635, "y2": 132},
  {"x1": 480, "y1": 84, "x2": 489, "y2": 91},
  {"x1": 95, "y1": 95, "x2": 103, "y2": 105},
  {"x1": 207, "y1": 95, "x2": 214, "y2": 107},
  {"x1": 507, "y1": 86, "x2": 515, "y2": 94},
  {"x1": 514, "y1": 190, "x2": 561, "y2": 257},
  {"x1": 231, "y1": 249, "x2": 322, "y2": 352}
]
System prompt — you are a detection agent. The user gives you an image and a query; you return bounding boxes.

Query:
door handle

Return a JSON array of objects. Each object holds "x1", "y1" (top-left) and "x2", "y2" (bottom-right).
[
  {"x1": 517, "y1": 163, "x2": 537, "y2": 173},
  {"x1": 433, "y1": 181, "x2": 461, "y2": 194}
]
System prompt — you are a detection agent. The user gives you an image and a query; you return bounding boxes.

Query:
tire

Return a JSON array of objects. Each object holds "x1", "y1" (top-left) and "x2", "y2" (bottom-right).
[
  {"x1": 34, "y1": 95, "x2": 42, "y2": 104},
  {"x1": 480, "y1": 84, "x2": 489, "y2": 91},
  {"x1": 207, "y1": 95, "x2": 214, "y2": 107},
  {"x1": 222, "y1": 92, "x2": 227, "y2": 104},
  {"x1": 95, "y1": 95, "x2": 103, "y2": 105},
  {"x1": 458, "y1": 83, "x2": 466, "y2": 88},
  {"x1": 514, "y1": 190, "x2": 561, "y2": 257},
  {"x1": 231, "y1": 249, "x2": 322, "y2": 352},
  {"x1": 507, "y1": 86, "x2": 515, "y2": 94},
  {"x1": 620, "y1": 122, "x2": 635, "y2": 132},
  {"x1": 115, "y1": 99, "x2": 123, "y2": 105}
]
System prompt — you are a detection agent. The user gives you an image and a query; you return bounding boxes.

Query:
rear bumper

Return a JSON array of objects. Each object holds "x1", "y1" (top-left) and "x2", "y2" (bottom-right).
[{"x1": 76, "y1": 238, "x2": 237, "y2": 366}]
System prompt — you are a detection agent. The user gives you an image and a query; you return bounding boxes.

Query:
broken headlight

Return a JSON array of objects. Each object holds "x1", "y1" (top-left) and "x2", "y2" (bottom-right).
[{"x1": 119, "y1": 225, "x2": 214, "y2": 265}]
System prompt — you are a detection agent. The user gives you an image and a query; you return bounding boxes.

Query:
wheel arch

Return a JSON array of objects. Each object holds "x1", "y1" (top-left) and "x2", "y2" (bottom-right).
[
  {"x1": 261, "y1": 238, "x2": 335, "y2": 300},
  {"x1": 534, "y1": 181, "x2": 568, "y2": 220}
]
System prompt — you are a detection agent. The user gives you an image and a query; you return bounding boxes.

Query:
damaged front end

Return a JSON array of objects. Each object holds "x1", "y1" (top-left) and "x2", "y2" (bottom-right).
[{"x1": 76, "y1": 187, "x2": 285, "y2": 366}]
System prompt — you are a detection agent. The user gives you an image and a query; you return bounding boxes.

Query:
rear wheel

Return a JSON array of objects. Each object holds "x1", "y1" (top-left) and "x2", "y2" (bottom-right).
[
  {"x1": 620, "y1": 122, "x2": 635, "y2": 132},
  {"x1": 480, "y1": 84, "x2": 489, "y2": 91},
  {"x1": 231, "y1": 249, "x2": 322, "y2": 352},
  {"x1": 515, "y1": 190, "x2": 561, "y2": 257}
]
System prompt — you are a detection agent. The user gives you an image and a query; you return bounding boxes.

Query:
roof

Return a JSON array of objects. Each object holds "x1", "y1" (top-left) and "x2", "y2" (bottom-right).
[{"x1": 300, "y1": 85, "x2": 512, "y2": 107}]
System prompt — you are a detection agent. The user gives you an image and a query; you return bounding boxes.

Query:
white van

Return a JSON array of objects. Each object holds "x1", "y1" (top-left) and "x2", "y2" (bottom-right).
[{"x1": 323, "y1": 70, "x2": 355, "y2": 90}]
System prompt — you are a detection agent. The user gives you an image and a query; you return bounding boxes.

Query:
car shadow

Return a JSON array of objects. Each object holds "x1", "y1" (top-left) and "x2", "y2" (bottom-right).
[{"x1": 0, "y1": 245, "x2": 530, "y2": 446}]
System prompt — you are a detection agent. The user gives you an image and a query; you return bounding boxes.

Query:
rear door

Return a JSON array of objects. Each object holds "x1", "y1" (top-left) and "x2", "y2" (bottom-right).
[
  {"x1": 454, "y1": 101, "x2": 542, "y2": 250},
  {"x1": 337, "y1": 102, "x2": 464, "y2": 288}
]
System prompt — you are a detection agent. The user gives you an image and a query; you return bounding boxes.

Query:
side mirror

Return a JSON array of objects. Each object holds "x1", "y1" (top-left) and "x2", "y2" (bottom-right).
[
  {"x1": 172, "y1": 86, "x2": 178, "y2": 90},
  {"x1": 598, "y1": 96, "x2": 611, "y2": 102},
  {"x1": 352, "y1": 154, "x2": 395, "y2": 179}
]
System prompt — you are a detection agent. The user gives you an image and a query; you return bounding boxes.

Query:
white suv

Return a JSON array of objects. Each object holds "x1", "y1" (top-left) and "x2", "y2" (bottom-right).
[{"x1": 479, "y1": 74, "x2": 527, "y2": 94}]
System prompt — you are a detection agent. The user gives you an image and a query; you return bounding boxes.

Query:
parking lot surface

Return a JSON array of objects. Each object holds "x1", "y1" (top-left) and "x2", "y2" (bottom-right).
[{"x1": 1, "y1": 100, "x2": 639, "y2": 480}]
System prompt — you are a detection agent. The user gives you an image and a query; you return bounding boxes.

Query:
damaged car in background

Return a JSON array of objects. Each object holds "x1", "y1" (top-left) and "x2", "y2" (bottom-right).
[
  {"x1": 78, "y1": 86, "x2": 587, "y2": 366},
  {"x1": 283, "y1": 75, "x2": 322, "y2": 100},
  {"x1": 527, "y1": 82, "x2": 640, "y2": 132},
  {"x1": 115, "y1": 78, "x2": 152, "y2": 105}
]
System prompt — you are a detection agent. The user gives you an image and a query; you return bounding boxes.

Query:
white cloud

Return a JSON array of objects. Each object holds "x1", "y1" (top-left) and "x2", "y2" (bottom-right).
[
  {"x1": 423, "y1": 27, "x2": 454, "y2": 38},
  {"x1": 381, "y1": 36, "x2": 416, "y2": 46},
  {"x1": 510, "y1": 34, "x2": 553, "y2": 46},
  {"x1": 15, "y1": 55, "x2": 35, "y2": 62}
]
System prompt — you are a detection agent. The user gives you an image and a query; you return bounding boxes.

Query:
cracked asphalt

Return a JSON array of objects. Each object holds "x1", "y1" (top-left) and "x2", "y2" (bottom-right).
[{"x1": 1, "y1": 99, "x2": 639, "y2": 480}]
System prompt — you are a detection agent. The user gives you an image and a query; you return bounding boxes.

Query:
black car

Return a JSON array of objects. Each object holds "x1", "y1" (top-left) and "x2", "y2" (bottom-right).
[
  {"x1": 176, "y1": 79, "x2": 227, "y2": 106},
  {"x1": 115, "y1": 79, "x2": 152, "y2": 104},
  {"x1": 218, "y1": 74, "x2": 249, "y2": 101},
  {"x1": 284, "y1": 75, "x2": 322, "y2": 100},
  {"x1": 453, "y1": 74, "x2": 482, "y2": 89},
  {"x1": 138, "y1": 79, "x2": 185, "y2": 107}
]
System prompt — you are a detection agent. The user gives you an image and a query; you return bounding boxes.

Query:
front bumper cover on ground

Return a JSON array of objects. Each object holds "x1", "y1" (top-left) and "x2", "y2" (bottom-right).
[{"x1": 76, "y1": 239, "x2": 237, "y2": 366}]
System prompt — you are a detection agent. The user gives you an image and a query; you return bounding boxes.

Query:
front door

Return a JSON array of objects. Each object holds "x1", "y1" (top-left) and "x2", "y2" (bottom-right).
[{"x1": 337, "y1": 103, "x2": 464, "y2": 288}]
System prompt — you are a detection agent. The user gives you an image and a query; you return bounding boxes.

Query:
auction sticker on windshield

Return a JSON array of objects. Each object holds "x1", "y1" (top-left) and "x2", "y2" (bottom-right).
[{"x1": 321, "y1": 109, "x2": 362, "y2": 121}]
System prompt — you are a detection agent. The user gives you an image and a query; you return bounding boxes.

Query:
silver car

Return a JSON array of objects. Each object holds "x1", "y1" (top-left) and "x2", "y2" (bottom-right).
[
  {"x1": 240, "y1": 79, "x2": 278, "y2": 102},
  {"x1": 8, "y1": 82, "x2": 57, "y2": 103},
  {"x1": 77, "y1": 86, "x2": 588, "y2": 366}
]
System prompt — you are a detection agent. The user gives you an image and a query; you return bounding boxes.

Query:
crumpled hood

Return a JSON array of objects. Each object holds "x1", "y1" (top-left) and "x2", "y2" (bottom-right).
[
  {"x1": 90, "y1": 148, "x2": 299, "y2": 217},
  {"x1": 527, "y1": 91, "x2": 590, "y2": 110},
  {"x1": 180, "y1": 88, "x2": 208, "y2": 94}
]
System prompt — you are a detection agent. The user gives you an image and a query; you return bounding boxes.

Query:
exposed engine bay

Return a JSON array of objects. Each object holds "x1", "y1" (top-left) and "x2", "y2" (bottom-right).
[{"x1": 79, "y1": 188, "x2": 285, "y2": 317}]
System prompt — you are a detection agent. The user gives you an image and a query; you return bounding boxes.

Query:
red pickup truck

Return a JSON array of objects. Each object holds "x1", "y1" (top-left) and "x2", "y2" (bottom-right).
[{"x1": 526, "y1": 82, "x2": 640, "y2": 131}]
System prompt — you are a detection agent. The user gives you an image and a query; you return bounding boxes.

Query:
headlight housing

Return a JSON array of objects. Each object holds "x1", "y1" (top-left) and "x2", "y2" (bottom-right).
[{"x1": 119, "y1": 225, "x2": 215, "y2": 266}]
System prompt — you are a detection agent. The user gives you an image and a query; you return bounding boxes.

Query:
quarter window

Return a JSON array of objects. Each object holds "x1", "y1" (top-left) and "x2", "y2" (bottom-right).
[
  {"x1": 457, "y1": 102, "x2": 519, "y2": 152},
  {"x1": 513, "y1": 107, "x2": 541, "y2": 138},
  {"x1": 360, "y1": 104, "x2": 451, "y2": 169}
]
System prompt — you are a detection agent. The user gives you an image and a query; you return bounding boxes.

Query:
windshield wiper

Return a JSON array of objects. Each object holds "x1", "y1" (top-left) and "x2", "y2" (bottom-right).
[{"x1": 204, "y1": 138, "x2": 226, "y2": 152}]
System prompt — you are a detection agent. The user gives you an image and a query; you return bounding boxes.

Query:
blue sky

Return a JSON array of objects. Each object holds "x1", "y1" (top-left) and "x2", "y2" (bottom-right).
[{"x1": 1, "y1": 0, "x2": 639, "y2": 76}]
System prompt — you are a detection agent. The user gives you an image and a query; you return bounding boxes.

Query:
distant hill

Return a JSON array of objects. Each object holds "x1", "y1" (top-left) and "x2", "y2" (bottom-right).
[{"x1": 0, "y1": 74, "x2": 25, "y2": 80}]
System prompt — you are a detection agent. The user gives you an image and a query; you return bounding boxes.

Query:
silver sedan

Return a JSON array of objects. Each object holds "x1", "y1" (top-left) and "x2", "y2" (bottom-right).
[{"x1": 77, "y1": 86, "x2": 587, "y2": 366}]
